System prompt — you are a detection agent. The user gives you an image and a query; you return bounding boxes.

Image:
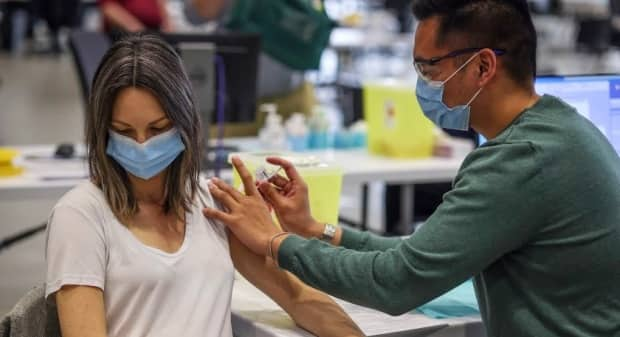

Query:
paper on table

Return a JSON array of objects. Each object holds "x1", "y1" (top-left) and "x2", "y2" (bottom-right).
[
  {"x1": 334, "y1": 299, "x2": 448, "y2": 337},
  {"x1": 17, "y1": 154, "x2": 88, "y2": 181},
  {"x1": 231, "y1": 276, "x2": 448, "y2": 337}
]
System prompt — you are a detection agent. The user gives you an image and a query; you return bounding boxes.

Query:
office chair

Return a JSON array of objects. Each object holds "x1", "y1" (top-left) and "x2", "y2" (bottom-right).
[
  {"x1": 68, "y1": 30, "x2": 111, "y2": 107},
  {"x1": 0, "y1": 286, "x2": 60, "y2": 337}
]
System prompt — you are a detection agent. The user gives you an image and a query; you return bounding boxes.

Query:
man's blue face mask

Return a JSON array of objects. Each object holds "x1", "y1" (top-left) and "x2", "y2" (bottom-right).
[
  {"x1": 415, "y1": 52, "x2": 483, "y2": 131},
  {"x1": 106, "y1": 127, "x2": 185, "y2": 180}
]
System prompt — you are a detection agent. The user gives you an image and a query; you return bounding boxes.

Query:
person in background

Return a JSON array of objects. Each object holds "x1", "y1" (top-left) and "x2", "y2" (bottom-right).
[
  {"x1": 98, "y1": 0, "x2": 174, "y2": 34},
  {"x1": 45, "y1": 33, "x2": 363, "y2": 337},
  {"x1": 32, "y1": 0, "x2": 81, "y2": 53},
  {"x1": 188, "y1": 0, "x2": 228, "y2": 20}
]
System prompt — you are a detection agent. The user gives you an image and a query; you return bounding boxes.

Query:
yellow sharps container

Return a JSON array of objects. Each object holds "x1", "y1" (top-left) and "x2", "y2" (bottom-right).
[
  {"x1": 229, "y1": 152, "x2": 343, "y2": 225},
  {"x1": 363, "y1": 80, "x2": 435, "y2": 158}
]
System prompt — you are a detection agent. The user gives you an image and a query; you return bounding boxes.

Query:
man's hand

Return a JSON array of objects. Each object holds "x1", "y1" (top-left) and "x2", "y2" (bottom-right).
[
  {"x1": 258, "y1": 157, "x2": 325, "y2": 239},
  {"x1": 203, "y1": 157, "x2": 283, "y2": 257}
]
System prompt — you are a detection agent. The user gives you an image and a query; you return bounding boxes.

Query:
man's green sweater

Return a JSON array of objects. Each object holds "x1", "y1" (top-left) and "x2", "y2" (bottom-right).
[{"x1": 278, "y1": 95, "x2": 620, "y2": 337}]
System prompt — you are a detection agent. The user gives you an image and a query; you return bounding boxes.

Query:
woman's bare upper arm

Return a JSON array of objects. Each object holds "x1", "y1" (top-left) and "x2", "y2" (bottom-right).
[{"x1": 55, "y1": 285, "x2": 107, "y2": 337}]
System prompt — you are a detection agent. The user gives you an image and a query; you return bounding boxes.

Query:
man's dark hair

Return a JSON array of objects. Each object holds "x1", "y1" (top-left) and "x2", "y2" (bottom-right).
[{"x1": 412, "y1": 0, "x2": 537, "y2": 87}]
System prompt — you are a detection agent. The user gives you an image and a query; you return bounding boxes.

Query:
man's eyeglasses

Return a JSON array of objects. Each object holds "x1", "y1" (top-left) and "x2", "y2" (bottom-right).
[{"x1": 414, "y1": 47, "x2": 507, "y2": 83}]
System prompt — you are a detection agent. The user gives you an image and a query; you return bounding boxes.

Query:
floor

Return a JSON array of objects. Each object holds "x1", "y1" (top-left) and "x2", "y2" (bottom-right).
[{"x1": 0, "y1": 54, "x2": 84, "y2": 145}]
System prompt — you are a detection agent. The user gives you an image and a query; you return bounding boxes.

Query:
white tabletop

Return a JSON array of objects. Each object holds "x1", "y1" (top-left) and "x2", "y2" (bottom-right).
[
  {"x1": 0, "y1": 139, "x2": 464, "y2": 200},
  {"x1": 0, "y1": 145, "x2": 89, "y2": 200},
  {"x1": 315, "y1": 149, "x2": 463, "y2": 185}
]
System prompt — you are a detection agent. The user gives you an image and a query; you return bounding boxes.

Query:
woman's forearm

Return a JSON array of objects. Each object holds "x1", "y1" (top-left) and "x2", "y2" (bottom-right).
[
  {"x1": 229, "y1": 233, "x2": 363, "y2": 336},
  {"x1": 287, "y1": 286, "x2": 364, "y2": 337}
]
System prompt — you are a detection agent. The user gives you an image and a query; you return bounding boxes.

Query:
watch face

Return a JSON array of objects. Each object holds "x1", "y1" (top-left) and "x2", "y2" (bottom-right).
[{"x1": 322, "y1": 224, "x2": 337, "y2": 241}]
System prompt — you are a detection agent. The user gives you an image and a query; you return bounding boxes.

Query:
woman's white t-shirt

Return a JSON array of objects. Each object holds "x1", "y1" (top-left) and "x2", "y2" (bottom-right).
[{"x1": 45, "y1": 180, "x2": 235, "y2": 337}]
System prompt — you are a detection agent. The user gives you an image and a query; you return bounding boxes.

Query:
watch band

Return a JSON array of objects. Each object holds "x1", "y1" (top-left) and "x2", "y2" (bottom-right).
[{"x1": 320, "y1": 223, "x2": 337, "y2": 242}]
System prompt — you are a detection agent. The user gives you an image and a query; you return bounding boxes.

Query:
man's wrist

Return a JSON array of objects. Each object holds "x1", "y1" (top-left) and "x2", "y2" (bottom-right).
[
  {"x1": 271, "y1": 233, "x2": 291, "y2": 265},
  {"x1": 305, "y1": 220, "x2": 325, "y2": 239}
]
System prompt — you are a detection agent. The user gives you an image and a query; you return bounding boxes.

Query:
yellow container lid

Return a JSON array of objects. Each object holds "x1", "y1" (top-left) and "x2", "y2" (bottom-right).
[
  {"x1": 0, "y1": 166, "x2": 24, "y2": 177},
  {"x1": 0, "y1": 148, "x2": 23, "y2": 177},
  {"x1": 0, "y1": 148, "x2": 19, "y2": 165}
]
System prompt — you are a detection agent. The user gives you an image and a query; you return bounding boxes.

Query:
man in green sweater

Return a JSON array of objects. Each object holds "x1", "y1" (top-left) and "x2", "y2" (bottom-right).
[{"x1": 204, "y1": 0, "x2": 620, "y2": 336}]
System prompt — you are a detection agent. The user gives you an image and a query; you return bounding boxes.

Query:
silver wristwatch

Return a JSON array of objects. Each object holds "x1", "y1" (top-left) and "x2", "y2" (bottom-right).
[{"x1": 320, "y1": 223, "x2": 337, "y2": 242}]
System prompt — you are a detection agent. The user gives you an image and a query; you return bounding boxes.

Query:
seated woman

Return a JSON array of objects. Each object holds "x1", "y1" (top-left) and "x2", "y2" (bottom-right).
[
  {"x1": 98, "y1": 0, "x2": 173, "y2": 34},
  {"x1": 44, "y1": 33, "x2": 363, "y2": 337}
]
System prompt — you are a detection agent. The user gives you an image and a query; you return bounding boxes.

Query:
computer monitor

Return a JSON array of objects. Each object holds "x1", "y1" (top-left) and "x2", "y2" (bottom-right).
[
  {"x1": 177, "y1": 42, "x2": 216, "y2": 142},
  {"x1": 162, "y1": 32, "x2": 261, "y2": 125},
  {"x1": 162, "y1": 32, "x2": 261, "y2": 173},
  {"x1": 479, "y1": 74, "x2": 620, "y2": 154}
]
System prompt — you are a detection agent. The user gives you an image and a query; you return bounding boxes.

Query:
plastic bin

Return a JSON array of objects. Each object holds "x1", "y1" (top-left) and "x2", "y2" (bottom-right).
[{"x1": 363, "y1": 80, "x2": 435, "y2": 158}]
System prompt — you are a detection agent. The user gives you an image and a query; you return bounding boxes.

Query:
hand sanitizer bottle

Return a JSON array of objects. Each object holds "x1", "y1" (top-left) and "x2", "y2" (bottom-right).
[{"x1": 258, "y1": 104, "x2": 287, "y2": 150}]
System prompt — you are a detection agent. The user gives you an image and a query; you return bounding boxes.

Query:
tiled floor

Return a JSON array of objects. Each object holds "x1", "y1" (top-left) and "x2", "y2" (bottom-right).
[{"x1": 0, "y1": 53, "x2": 85, "y2": 145}]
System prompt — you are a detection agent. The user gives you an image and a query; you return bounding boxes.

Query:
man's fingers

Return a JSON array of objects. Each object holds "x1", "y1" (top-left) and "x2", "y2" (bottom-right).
[
  {"x1": 258, "y1": 182, "x2": 285, "y2": 207},
  {"x1": 208, "y1": 182, "x2": 239, "y2": 210},
  {"x1": 202, "y1": 207, "x2": 234, "y2": 226},
  {"x1": 231, "y1": 156, "x2": 259, "y2": 196},
  {"x1": 269, "y1": 174, "x2": 290, "y2": 189},
  {"x1": 266, "y1": 157, "x2": 303, "y2": 182}
]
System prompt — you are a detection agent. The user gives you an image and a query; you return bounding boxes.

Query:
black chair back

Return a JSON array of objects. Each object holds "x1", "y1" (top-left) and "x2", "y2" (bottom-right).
[{"x1": 68, "y1": 30, "x2": 111, "y2": 107}]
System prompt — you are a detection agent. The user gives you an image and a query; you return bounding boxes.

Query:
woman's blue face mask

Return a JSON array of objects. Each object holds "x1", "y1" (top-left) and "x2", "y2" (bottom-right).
[
  {"x1": 415, "y1": 52, "x2": 483, "y2": 131},
  {"x1": 106, "y1": 127, "x2": 185, "y2": 180}
]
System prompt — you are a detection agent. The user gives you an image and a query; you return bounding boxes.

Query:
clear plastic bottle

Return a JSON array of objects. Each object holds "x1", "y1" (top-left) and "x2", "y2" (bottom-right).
[
  {"x1": 258, "y1": 104, "x2": 287, "y2": 150},
  {"x1": 285, "y1": 113, "x2": 309, "y2": 151}
]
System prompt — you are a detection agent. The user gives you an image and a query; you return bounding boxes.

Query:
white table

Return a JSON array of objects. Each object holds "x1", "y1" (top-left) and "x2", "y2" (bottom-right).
[
  {"x1": 0, "y1": 139, "x2": 465, "y2": 230},
  {"x1": 231, "y1": 275, "x2": 484, "y2": 337}
]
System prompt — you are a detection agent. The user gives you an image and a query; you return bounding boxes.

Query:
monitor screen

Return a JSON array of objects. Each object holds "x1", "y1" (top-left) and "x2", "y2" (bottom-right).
[
  {"x1": 162, "y1": 32, "x2": 261, "y2": 124},
  {"x1": 478, "y1": 74, "x2": 620, "y2": 153}
]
